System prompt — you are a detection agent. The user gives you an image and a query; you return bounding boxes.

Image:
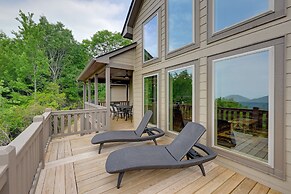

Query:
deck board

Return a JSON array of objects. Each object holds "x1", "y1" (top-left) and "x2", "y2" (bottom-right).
[{"x1": 35, "y1": 119, "x2": 281, "y2": 194}]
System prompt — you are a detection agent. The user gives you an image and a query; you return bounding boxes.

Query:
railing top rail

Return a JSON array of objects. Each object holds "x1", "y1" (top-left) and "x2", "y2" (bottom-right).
[
  {"x1": 51, "y1": 108, "x2": 106, "y2": 115},
  {"x1": 85, "y1": 102, "x2": 107, "y2": 109},
  {"x1": 217, "y1": 107, "x2": 268, "y2": 113}
]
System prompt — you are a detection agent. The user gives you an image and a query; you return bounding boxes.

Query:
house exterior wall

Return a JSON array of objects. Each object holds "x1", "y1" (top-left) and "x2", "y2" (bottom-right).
[
  {"x1": 110, "y1": 49, "x2": 136, "y2": 66},
  {"x1": 129, "y1": 0, "x2": 291, "y2": 193}
]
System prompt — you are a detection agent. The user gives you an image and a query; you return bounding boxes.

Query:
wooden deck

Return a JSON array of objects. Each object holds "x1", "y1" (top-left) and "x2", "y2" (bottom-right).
[{"x1": 35, "y1": 119, "x2": 280, "y2": 194}]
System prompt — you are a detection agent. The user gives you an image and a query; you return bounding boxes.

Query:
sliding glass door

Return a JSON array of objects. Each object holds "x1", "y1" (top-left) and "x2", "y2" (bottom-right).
[
  {"x1": 168, "y1": 66, "x2": 194, "y2": 133},
  {"x1": 143, "y1": 74, "x2": 159, "y2": 125}
]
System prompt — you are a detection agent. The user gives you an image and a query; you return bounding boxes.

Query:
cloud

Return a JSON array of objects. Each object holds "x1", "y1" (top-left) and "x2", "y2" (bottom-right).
[{"x1": 0, "y1": 0, "x2": 131, "y2": 42}]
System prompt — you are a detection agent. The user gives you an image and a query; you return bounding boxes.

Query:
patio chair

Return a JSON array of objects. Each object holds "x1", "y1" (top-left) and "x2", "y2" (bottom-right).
[
  {"x1": 105, "y1": 122, "x2": 217, "y2": 188},
  {"x1": 91, "y1": 110, "x2": 165, "y2": 154}
]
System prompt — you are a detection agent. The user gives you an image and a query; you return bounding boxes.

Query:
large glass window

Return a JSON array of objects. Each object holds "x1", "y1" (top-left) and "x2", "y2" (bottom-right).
[
  {"x1": 168, "y1": 66, "x2": 193, "y2": 132},
  {"x1": 144, "y1": 74, "x2": 158, "y2": 125},
  {"x1": 143, "y1": 14, "x2": 158, "y2": 62},
  {"x1": 214, "y1": 0, "x2": 272, "y2": 32},
  {"x1": 208, "y1": 0, "x2": 285, "y2": 43},
  {"x1": 212, "y1": 48, "x2": 274, "y2": 164},
  {"x1": 168, "y1": 0, "x2": 194, "y2": 52}
]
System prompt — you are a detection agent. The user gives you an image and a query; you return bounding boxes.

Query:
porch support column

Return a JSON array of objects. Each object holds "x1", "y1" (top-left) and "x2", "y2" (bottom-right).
[
  {"x1": 83, "y1": 81, "x2": 87, "y2": 108},
  {"x1": 94, "y1": 74, "x2": 99, "y2": 105},
  {"x1": 88, "y1": 79, "x2": 91, "y2": 104},
  {"x1": 105, "y1": 66, "x2": 111, "y2": 130}
]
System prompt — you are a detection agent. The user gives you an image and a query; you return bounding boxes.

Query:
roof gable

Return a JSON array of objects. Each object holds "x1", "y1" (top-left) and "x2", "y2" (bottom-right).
[{"x1": 122, "y1": 0, "x2": 143, "y2": 39}]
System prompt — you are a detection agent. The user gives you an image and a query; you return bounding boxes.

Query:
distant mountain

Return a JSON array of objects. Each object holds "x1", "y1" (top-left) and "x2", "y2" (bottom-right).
[
  {"x1": 224, "y1": 95, "x2": 268, "y2": 110},
  {"x1": 250, "y1": 96, "x2": 268, "y2": 103},
  {"x1": 224, "y1": 95, "x2": 250, "y2": 102}
]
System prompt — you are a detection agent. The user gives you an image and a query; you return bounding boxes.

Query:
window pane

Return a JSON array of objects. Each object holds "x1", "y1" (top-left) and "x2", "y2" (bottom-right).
[
  {"x1": 214, "y1": 0, "x2": 270, "y2": 32},
  {"x1": 213, "y1": 49, "x2": 271, "y2": 163},
  {"x1": 168, "y1": 67, "x2": 193, "y2": 132},
  {"x1": 144, "y1": 15, "x2": 158, "y2": 62},
  {"x1": 144, "y1": 75, "x2": 158, "y2": 125},
  {"x1": 168, "y1": 0, "x2": 193, "y2": 52}
]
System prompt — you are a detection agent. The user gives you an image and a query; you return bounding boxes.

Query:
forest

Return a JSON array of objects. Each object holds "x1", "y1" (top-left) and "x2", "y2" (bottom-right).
[{"x1": 0, "y1": 11, "x2": 131, "y2": 144}]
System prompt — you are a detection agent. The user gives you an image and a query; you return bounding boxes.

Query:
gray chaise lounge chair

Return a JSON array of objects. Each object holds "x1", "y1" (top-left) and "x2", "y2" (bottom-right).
[
  {"x1": 91, "y1": 110, "x2": 165, "y2": 154},
  {"x1": 105, "y1": 122, "x2": 217, "y2": 188}
]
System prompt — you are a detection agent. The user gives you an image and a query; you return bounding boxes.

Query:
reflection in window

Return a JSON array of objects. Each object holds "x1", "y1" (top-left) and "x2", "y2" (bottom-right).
[
  {"x1": 214, "y1": 0, "x2": 271, "y2": 32},
  {"x1": 143, "y1": 14, "x2": 158, "y2": 62},
  {"x1": 168, "y1": 67, "x2": 193, "y2": 132},
  {"x1": 144, "y1": 75, "x2": 158, "y2": 125},
  {"x1": 213, "y1": 48, "x2": 273, "y2": 163},
  {"x1": 168, "y1": 0, "x2": 193, "y2": 52}
]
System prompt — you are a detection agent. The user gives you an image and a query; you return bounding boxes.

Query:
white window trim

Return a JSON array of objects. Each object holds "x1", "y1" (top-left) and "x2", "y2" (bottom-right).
[
  {"x1": 211, "y1": 47, "x2": 275, "y2": 167},
  {"x1": 143, "y1": 73, "x2": 160, "y2": 127},
  {"x1": 212, "y1": 0, "x2": 275, "y2": 34},
  {"x1": 143, "y1": 13, "x2": 159, "y2": 64},
  {"x1": 166, "y1": 65, "x2": 195, "y2": 135}
]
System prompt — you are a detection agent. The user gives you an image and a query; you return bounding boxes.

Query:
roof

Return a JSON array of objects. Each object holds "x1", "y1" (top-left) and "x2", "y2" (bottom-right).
[
  {"x1": 121, "y1": 0, "x2": 143, "y2": 39},
  {"x1": 77, "y1": 42, "x2": 137, "y2": 81}
]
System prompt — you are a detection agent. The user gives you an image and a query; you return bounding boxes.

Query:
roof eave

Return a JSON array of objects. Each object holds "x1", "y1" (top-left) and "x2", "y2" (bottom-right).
[{"x1": 121, "y1": 0, "x2": 142, "y2": 39}]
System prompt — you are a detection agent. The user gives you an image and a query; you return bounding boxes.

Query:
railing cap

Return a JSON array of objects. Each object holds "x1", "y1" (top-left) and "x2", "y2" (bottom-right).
[
  {"x1": 33, "y1": 115, "x2": 44, "y2": 123},
  {"x1": 45, "y1": 108, "x2": 52, "y2": 112}
]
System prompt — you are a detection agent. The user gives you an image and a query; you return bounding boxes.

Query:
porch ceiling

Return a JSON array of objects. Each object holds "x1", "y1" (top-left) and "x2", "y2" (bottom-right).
[{"x1": 77, "y1": 43, "x2": 136, "y2": 82}]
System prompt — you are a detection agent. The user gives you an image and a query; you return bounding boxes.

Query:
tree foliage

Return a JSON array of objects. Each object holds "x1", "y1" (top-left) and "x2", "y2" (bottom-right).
[
  {"x1": 0, "y1": 11, "x2": 131, "y2": 143},
  {"x1": 215, "y1": 97, "x2": 246, "y2": 108},
  {"x1": 82, "y1": 30, "x2": 131, "y2": 57},
  {"x1": 0, "y1": 11, "x2": 88, "y2": 141}
]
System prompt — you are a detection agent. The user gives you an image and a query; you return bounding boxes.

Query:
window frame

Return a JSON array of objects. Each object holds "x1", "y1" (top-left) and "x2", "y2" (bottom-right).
[
  {"x1": 142, "y1": 9, "x2": 161, "y2": 66},
  {"x1": 207, "y1": 37, "x2": 285, "y2": 179},
  {"x1": 207, "y1": 0, "x2": 286, "y2": 43},
  {"x1": 166, "y1": 61, "x2": 200, "y2": 134},
  {"x1": 143, "y1": 72, "x2": 160, "y2": 127},
  {"x1": 165, "y1": 0, "x2": 200, "y2": 59}
]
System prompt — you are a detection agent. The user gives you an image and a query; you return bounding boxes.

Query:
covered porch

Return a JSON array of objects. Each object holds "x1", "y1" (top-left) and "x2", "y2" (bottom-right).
[{"x1": 77, "y1": 43, "x2": 136, "y2": 129}]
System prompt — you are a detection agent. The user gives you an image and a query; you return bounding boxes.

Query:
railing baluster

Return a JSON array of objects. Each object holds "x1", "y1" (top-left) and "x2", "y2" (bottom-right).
[
  {"x1": 68, "y1": 114, "x2": 72, "y2": 133},
  {"x1": 54, "y1": 115, "x2": 58, "y2": 135},
  {"x1": 85, "y1": 113, "x2": 89, "y2": 131},
  {"x1": 80, "y1": 113, "x2": 84, "y2": 131},
  {"x1": 74, "y1": 114, "x2": 78, "y2": 132},
  {"x1": 61, "y1": 115, "x2": 65, "y2": 134}
]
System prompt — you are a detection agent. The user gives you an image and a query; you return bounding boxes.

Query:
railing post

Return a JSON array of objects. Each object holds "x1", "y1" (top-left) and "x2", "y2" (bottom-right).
[
  {"x1": 94, "y1": 74, "x2": 99, "y2": 105},
  {"x1": 34, "y1": 115, "x2": 45, "y2": 170},
  {"x1": 0, "y1": 146, "x2": 17, "y2": 194}
]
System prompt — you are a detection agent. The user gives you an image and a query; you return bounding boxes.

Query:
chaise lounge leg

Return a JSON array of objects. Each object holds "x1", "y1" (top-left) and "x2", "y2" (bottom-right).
[
  {"x1": 98, "y1": 143, "x2": 104, "y2": 154},
  {"x1": 153, "y1": 139, "x2": 158, "y2": 145},
  {"x1": 198, "y1": 164, "x2": 206, "y2": 176},
  {"x1": 117, "y1": 172, "x2": 125, "y2": 189}
]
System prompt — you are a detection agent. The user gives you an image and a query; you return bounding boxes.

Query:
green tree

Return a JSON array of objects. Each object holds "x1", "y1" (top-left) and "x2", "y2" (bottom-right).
[
  {"x1": 215, "y1": 97, "x2": 246, "y2": 108},
  {"x1": 82, "y1": 30, "x2": 131, "y2": 57},
  {"x1": 38, "y1": 16, "x2": 76, "y2": 82}
]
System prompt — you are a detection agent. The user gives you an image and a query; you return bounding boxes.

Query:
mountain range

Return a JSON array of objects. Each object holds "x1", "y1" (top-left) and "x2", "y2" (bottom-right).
[{"x1": 224, "y1": 95, "x2": 268, "y2": 110}]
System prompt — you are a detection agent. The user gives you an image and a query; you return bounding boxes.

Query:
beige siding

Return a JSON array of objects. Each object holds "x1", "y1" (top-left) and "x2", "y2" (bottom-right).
[
  {"x1": 110, "y1": 49, "x2": 135, "y2": 66},
  {"x1": 130, "y1": 0, "x2": 291, "y2": 193}
]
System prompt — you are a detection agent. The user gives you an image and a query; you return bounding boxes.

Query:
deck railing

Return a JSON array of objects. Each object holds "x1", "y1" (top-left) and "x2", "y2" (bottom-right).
[
  {"x1": 51, "y1": 108, "x2": 107, "y2": 137},
  {"x1": 0, "y1": 105, "x2": 107, "y2": 194},
  {"x1": 217, "y1": 107, "x2": 268, "y2": 131},
  {"x1": 0, "y1": 109, "x2": 51, "y2": 194}
]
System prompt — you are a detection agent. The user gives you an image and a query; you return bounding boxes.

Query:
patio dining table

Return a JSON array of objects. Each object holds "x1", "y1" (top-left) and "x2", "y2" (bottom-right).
[{"x1": 116, "y1": 105, "x2": 132, "y2": 121}]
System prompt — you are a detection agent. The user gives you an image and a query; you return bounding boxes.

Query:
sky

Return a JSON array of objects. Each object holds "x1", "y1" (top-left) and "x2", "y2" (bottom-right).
[
  {"x1": 0, "y1": 0, "x2": 132, "y2": 42},
  {"x1": 214, "y1": 0, "x2": 270, "y2": 32},
  {"x1": 214, "y1": 50, "x2": 270, "y2": 100}
]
